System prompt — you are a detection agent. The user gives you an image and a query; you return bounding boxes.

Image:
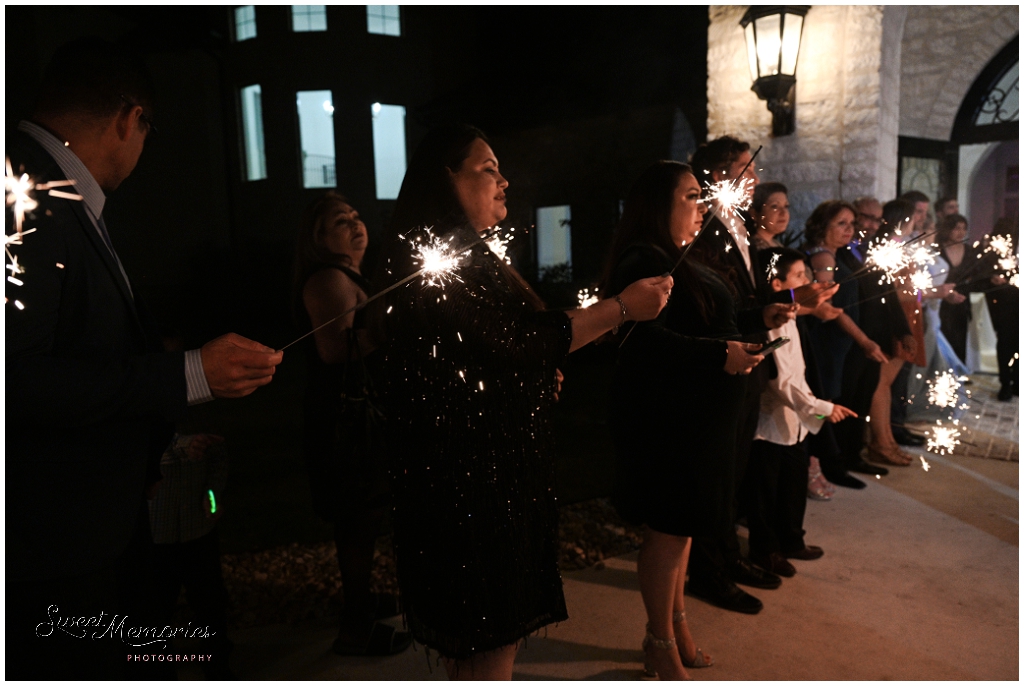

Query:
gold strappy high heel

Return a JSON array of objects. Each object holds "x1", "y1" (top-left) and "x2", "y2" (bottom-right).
[
  {"x1": 673, "y1": 611, "x2": 713, "y2": 669},
  {"x1": 642, "y1": 626, "x2": 687, "y2": 680}
]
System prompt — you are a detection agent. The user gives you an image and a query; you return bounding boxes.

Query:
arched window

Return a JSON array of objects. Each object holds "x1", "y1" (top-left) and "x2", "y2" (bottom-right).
[{"x1": 951, "y1": 35, "x2": 1018, "y2": 145}]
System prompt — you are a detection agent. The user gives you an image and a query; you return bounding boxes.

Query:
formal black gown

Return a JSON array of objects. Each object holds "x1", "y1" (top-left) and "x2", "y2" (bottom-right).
[
  {"x1": 380, "y1": 227, "x2": 571, "y2": 659},
  {"x1": 607, "y1": 244, "x2": 744, "y2": 538}
]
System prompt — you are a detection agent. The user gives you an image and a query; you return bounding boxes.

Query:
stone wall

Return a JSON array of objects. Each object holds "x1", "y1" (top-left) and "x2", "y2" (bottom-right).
[
  {"x1": 707, "y1": 6, "x2": 896, "y2": 236},
  {"x1": 899, "y1": 5, "x2": 1018, "y2": 141}
]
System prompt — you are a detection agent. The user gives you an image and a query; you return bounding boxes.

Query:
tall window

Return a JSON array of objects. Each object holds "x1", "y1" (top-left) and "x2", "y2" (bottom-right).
[
  {"x1": 371, "y1": 103, "x2": 407, "y2": 200},
  {"x1": 234, "y1": 6, "x2": 257, "y2": 41},
  {"x1": 292, "y1": 5, "x2": 327, "y2": 32},
  {"x1": 366, "y1": 5, "x2": 400, "y2": 36},
  {"x1": 296, "y1": 90, "x2": 336, "y2": 189},
  {"x1": 240, "y1": 84, "x2": 267, "y2": 181},
  {"x1": 536, "y1": 205, "x2": 572, "y2": 279}
]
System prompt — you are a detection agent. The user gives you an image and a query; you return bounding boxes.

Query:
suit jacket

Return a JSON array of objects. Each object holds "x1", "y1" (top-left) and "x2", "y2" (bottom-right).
[
  {"x1": 5, "y1": 130, "x2": 187, "y2": 581},
  {"x1": 696, "y1": 215, "x2": 772, "y2": 393}
]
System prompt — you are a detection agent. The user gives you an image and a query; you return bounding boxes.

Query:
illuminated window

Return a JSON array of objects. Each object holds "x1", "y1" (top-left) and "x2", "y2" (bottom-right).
[
  {"x1": 239, "y1": 84, "x2": 267, "y2": 181},
  {"x1": 536, "y1": 205, "x2": 572, "y2": 275},
  {"x1": 371, "y1": 103, "x2": 407, "y2": 200},
  {"x1": 297, "y1": 90, "x2": 336, "y2": 189},
  {"x1": 367, "y1": 5, "x2": 400, "y2": 36},
  {"x1": 292, "y1": 5, "x2": 327, "y2": 32},
  {"x1": 234, "y1": 6, "x2": 257, "y2": 42}
]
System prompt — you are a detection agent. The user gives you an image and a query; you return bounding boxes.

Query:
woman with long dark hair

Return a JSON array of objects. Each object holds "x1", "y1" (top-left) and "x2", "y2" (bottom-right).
[
  {"x1": 292, "y1": 193, "x2": 412, "y2": 655},
  {"x1": 375, "y1": 124, "x2": 672, "y2": 679},
  {"x1": 604, "y1": 160, "x2": 768, "y2": 680}
]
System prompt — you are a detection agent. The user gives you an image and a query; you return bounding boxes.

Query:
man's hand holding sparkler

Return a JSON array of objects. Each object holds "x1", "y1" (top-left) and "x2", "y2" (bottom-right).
[{"x1": 201, "y1": 333, "x2": 284, "y2": 398}]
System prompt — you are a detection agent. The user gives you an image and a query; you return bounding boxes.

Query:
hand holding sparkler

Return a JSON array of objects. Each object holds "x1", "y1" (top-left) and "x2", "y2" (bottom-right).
[
  {"x1": 762, "y1": 302, "x2": 797, "y2": 329},
  {"x1": 200, "y1": 333, "x2": 283, "y2": 398},
  {"x1": 568, "y1": 275, "x2": 673, "y2": 352}
]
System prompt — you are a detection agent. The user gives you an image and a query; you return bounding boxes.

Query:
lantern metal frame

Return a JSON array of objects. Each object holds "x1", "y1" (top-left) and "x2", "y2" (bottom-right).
[{"x1": 740, "y1": 5, "x2": 809, "y2": 137}]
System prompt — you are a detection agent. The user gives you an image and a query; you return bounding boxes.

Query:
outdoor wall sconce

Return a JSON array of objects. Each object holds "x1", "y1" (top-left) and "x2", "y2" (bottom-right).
[{"x1": 741, "y1": 5, "x2": 809, "y2": 137}]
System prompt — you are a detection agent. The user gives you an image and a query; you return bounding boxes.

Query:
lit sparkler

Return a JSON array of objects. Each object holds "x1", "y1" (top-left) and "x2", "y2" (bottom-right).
[
  {"x1": 766, "y1": 252, "x2": 781, "y2": 283},
  {"x1": 909, "y1": 268, "x2": 933, "y2": 292},
  {"x1": 280, "y1": 227, "x2": 475, "y2": 351},
  {"x1": 577, "y1": 287, "x2": 599, "y2": 309},
  {"x1": 864, "y1": 237, "x2": 912, "y2": 284},
  {"x1": 986, "y1": 234, "x2": 1019, "y2": 286},
  {"x1": 485, "y1": 226, "x2": 515, "y2": 264},
  {"x1": 701, "y1": 176, "x2": 754, "y2": 219},
  {"x1": 926, "y1": 421, "x2": 961, "y2": 456},
  {"x1": 926, "y1": 370, "x2": 962, "y2": 409}
]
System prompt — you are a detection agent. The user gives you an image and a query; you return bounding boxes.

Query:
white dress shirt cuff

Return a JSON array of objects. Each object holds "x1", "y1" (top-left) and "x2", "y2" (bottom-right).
[{"x1": 185, "y1": 349, "x2": 214, "y2": 405}]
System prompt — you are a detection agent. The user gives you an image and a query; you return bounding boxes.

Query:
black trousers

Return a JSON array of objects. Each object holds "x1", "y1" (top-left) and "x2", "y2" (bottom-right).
[
  {"x1": 148, "y1": 529, "x2": 232, "y2": 676},
  {"x1": 745, "y1": 439, "x2": 809, "y2": 557},
  {"x1": 835, "y1": 344, "x2": 883, "y2": 469},
  {"x1": 6, "y1": 506, "x2": 153, "y2": 680},
  {"x1": 689, "y1": 382, "x2": 760, "y2": 581}
]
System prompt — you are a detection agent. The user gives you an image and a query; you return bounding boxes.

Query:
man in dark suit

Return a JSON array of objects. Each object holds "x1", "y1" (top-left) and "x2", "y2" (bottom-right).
[
  {"x1": 683, "y1": 137, "x2": 836, "y2": 614},
  {"x1": 6, "y1": 38, "x2": 283, "y2": 679}
]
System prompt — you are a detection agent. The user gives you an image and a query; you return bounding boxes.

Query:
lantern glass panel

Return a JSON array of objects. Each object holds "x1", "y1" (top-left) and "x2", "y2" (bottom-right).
[
  {"x1": 754, "y1": 13, "x2": 781, "y2": 77},
  {"x1": 744, "y1": 23, "x2": 759, "y2": 82},
  {"x1": 780, "y1": 13, "x2": 804, "y2": 76}
]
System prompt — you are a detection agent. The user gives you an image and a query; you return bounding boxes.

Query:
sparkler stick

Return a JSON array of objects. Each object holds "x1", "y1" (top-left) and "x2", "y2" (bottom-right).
[
  {"x1": 618, "y1": 146, "x2": 763, "y2": 348},
  {"x1": 279, "y1": 227, "x2": 497, "y2": 351}
]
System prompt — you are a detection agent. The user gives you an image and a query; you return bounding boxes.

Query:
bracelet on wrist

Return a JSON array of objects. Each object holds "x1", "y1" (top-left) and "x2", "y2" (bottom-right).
[{"x1": 612, "y1": 295, "x2": 628, "y2": 334}]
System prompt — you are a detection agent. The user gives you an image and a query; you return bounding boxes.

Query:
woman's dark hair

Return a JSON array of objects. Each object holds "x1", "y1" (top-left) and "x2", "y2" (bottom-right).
[
  {"x1": 936, "y1": 213, "x2": 969, "y2": 245},
  {"x1": 602, "y1": 160, "x2": 716, "y2": 322},
  {"x1": 760, "y1": 246, "x2": 807, "y2": 284},
  {"x1": 291, "y1": 191, "x2": 354, "y2": 321},
  {"x1": 689, "y1": 136, "x2": 750, "y2": 188},
  {"x1": 751, "y1": 182, "x2": 788, "y2": 215},
  {"x1": 803, "y1": 200, "x2": 857, "y2": 248},
  {"x1": 379, "y1": 123, "x2": 544, "y2": 311},
  {"x1": 876, "y1": 198, "x2": 916, "y2": 243}
]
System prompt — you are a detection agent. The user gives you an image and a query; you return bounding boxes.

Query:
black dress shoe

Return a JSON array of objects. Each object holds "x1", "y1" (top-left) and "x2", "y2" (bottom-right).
[
  {"x1": 751, "y1": 552, "x2": 796, "y2": 578},
  {"x1": 784, "y1": 545, "x2": 824, "y2": 560},
  {"x1": 686, "y1": 575, "x2": 763, "y2": 614},
  {"x1": 828, "y1": 472, "x2": 867, "y2": 489},
  {"x1": 998, "y1": 384, "x2": 1013, "y2": 401},
  {"x1": 849, "y1": 459, "x2": 888, "y2": 476},
  {"x1": 892, "y1": 428, "x2": 926, "y2": 446},
  {"x1": 728, "y1": 557, "x2": 782, "y2": 589}
]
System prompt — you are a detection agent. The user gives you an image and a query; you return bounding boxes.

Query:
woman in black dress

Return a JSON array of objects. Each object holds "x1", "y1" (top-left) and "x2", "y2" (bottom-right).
[
  {"x1": 937, "y1": 213, "x2": 977, "y2": 365},
  {"x1": 292, "y1": 192, "x2": 412, "y2": 656},
  {"x1": 604, "y1": 161, "x2": 767, "y2": 680},
  {"x1": 375, "y1": 124, "x2": 671, "y2": 679}
]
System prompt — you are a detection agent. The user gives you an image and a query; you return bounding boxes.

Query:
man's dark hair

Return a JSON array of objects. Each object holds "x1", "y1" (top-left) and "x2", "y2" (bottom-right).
[
  {"x1": 689, "y1": 136, "x2": 750, "y2": 188},
  {"x1": 33, "y1": 37, "x2": 155, "y2": 122},
  {"x1": 760, "y1": 246, "x2": 807, "y2": 285},
  {"x1": 877, "y1": 199, "x2": 916, "y2": 243},
  {"x1": 934, "y1": 195, "x2": 958, "y2": 213},
  {"x1": 898, "y1": 190, "x2": 930, "y2": 206}
]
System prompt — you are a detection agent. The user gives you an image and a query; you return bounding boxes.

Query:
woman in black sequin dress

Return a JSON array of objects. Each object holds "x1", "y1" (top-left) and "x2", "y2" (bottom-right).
[{"x1": 375, "y1": 124, "x2": 672, "y2": 679}]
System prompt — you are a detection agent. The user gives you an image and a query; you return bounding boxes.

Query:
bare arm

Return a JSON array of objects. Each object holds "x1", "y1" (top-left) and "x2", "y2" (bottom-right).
[
  {"x1": 565, "y1": 275, "x2": 672, "y2": 352},
  {"x1": 302, "y1": 268, "x2": 373, "y2": 364}
]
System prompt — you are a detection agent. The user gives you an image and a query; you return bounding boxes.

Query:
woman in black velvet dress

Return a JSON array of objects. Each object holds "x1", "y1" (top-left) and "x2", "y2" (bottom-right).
[
  {"x1": 375, "y1": 124, "x2": 672, "y2": 679},
  {"x1": 937, "y1": 213, "x2": 978, "y2": 364},
  {"x1": 604, "y1": 161, "x2": 769, "y2": 680}
]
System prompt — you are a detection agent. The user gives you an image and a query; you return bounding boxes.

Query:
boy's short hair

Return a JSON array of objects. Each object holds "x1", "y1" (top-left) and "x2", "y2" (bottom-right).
[{"x1": 761, "y1": 246, "x2": 807, "y2": 284}]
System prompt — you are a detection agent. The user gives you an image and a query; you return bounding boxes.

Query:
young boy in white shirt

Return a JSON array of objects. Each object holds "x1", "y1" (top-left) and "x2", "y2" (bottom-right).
[{"x1": 746, "y1": 248, "x2": 856, "y2": 577}]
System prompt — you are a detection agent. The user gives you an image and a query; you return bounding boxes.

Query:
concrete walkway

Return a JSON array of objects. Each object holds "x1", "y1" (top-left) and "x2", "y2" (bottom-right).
[{"x1": 199, "y1": 387, "x2": 1018, "y2": 681}]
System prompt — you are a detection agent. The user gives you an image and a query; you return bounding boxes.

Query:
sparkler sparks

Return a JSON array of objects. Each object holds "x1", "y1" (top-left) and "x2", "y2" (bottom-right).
[
  {"x1": 702, "y1": 177, "x2": 754, "y2": 218},
  {"x1": 410, "y1": 229, "x2": 471, "y2": 288},
  {"x1": 926, "y1": 370, "x2": 963, "y2": 409},
  {"x1": 484, "y1": 227, "x2": 515, "y2": 264},
  {"x1": 986, "y1": 234, "x2": 1019, "y2": 287},
  {"x1": 766, "y1": 252, "x2": 781, "y2": 283},
  {"x1": 576, "y1": 287, "x2": 599, "y2": 309},
  {"x1": 926, "y1": 422, "x2": 962, "y2": 456},
  {"x1": 919, "y1": 456, "x2": 930, "y2": 472},
  {"x1": 864, "y1": 237, "x2": 912, "y2": 284},
  {"x1": 909, "y1": 268, "x2": 933, "y2": 292}
]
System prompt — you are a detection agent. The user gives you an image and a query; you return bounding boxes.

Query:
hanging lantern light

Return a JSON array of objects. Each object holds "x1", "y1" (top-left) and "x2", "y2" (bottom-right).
[{"x1": 740, "y1": 6, "x2": 809, "y2": 137}]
